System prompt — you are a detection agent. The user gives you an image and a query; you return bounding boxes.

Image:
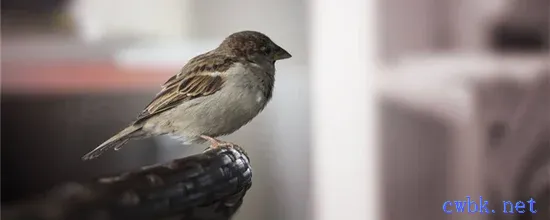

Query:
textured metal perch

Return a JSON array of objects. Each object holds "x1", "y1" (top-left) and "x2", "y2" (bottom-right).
[{"x1": 2, "y1": 145, "x2": 252, "y2": 220}]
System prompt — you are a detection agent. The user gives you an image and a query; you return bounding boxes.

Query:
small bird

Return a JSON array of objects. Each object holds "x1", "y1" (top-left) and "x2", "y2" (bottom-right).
[{"x1": 82, "y1": 31, "x2": 291, "y2": 160}]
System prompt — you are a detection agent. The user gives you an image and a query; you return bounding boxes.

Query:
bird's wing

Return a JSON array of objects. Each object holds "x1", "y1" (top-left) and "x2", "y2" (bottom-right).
[{"x1": 134, "y1": 53, "x2": 237, "y2": 124}]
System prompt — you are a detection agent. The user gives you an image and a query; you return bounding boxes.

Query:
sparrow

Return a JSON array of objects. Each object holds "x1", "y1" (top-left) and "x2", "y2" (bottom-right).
[{"x1": 81, "y1": 30, "x2": 292, "y2": 160}]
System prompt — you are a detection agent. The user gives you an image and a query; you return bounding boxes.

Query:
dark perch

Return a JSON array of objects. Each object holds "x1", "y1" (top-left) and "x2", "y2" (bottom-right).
[{"x1": 2, "y1": 146, "x2": 252, "y2": 220}]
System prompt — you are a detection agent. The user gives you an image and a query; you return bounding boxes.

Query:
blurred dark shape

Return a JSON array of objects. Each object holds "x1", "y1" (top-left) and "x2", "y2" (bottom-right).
[
  {"x1": 488, "y1": 121, "x2": 508, "y2": 149},
  {"x1": 1, "y1": 93, "x2": 160, "y2": 203},
  {"x1": 1, "y1": 0, "x2": 68, "y2": 13},
  {"x1": 491, "y1": 24, "x2": 549, "y2": 52},
  {"x1": 490, "y1": 0, "x2": 549, "y2": 52},
  {"x1": 1, "y1": 0, "x2": 71, "y2": 34},
  {"x1": 2, "y1": 145, "x2": 253, "y2": 220}
]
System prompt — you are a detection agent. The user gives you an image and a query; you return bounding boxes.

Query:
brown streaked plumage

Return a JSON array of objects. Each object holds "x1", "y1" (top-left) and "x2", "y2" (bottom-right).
[
  {"x1": 82, "y1": 30, "x2": 292, "y2": 160},
  {"x1": 135, "y1": 59, "x2": 230, "y2": 123}
]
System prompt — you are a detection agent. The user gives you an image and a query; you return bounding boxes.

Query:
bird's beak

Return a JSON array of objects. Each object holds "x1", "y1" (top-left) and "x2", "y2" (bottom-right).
[{"x1": 273, "y1": 46, "x2": 292, "y2": 60}]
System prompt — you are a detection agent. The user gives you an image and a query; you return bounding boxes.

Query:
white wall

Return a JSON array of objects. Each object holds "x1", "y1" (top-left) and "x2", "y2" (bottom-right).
[{"x1": 68, "y1": 0, "x2": 192, "y2": 42}]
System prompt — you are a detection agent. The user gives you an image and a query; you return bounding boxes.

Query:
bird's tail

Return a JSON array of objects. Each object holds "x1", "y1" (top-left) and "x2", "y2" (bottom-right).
[{"x1": 81, "y1": 125, "x2": 145, "y2": 160}]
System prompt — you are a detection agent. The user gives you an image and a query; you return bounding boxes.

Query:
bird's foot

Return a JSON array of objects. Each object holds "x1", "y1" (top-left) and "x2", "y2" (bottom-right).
[{"x1": 200, "y1": 135, "x2": 237, "y2": 149}]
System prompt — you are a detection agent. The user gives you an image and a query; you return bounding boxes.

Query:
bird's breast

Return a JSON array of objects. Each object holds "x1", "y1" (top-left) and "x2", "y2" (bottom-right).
[{"x1": 159, "y1": 63, "x2": 273, "y2": 137}]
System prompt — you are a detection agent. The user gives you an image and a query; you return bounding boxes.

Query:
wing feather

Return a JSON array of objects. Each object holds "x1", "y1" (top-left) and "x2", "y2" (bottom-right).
[{"x1": 133, "y1": 53, "x2": 237, "y2": 124}]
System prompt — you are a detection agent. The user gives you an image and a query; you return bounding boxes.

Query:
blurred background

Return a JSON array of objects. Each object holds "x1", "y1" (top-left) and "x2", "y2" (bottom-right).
[{"x1": 1, "y1": 0, "x2": 548, "y2": 220}]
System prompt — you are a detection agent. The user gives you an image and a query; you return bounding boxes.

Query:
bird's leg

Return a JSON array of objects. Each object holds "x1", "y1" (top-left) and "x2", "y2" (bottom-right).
[
  {"x1": 200, "y1": 135, "x2": 236, "y2": 149},
  {"x1": 200, "y1": 135, "x2": 222, "y2": 149}
]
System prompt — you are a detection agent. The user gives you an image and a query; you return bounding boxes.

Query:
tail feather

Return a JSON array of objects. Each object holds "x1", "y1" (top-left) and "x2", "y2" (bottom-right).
[{"x1": 81, "y1": 125, "x2": 144, "y2": 160}]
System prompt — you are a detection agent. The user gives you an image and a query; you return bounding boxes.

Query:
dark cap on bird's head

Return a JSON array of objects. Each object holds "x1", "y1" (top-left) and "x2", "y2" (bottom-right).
[{"x1": 218, "y1": 30, "x2": 292, "y2": 61}]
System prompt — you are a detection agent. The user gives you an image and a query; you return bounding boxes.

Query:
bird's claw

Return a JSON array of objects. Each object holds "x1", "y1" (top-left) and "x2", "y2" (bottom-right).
[
  {"x1": 214, "y1": 141, "x2": 237, "y2": 149},
  {"x1": 200, "y1": 135, "x2": 237, "y2": 150}
]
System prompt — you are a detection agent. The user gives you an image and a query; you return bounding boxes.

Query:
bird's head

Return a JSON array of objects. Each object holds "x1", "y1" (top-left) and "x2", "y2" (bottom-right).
[{"x1": 218, "y1": 30, "x2": 292, "y2": 62}]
